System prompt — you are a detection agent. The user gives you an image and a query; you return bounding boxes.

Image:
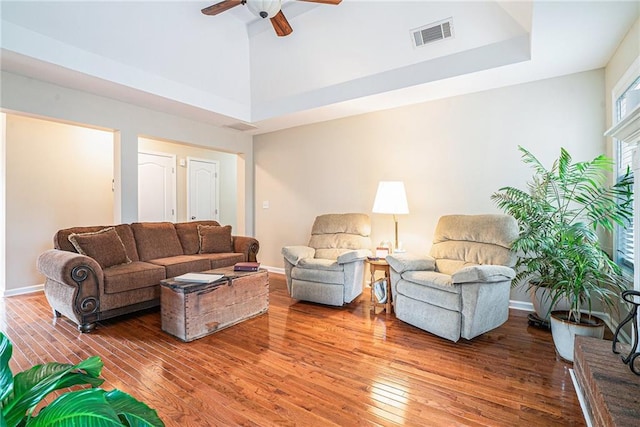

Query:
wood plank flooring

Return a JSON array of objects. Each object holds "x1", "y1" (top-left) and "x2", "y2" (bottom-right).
[{"x1": 0, "y1": 273, "x2": 585, "y2": 426}]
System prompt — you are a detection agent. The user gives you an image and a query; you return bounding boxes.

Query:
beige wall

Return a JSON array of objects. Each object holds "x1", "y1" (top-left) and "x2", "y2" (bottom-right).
[
  {"x1": 255, "y1": 69, "x2": 607, "y2": 303},
  {"x1": 138, "y1": 137, "x2": 239, "y2": 228},
  {"x1": 4, "y1": 114, "x2": 114, "y2": 291}
]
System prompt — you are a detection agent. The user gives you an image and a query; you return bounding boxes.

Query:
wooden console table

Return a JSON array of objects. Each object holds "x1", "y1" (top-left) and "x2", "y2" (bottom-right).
[{"x1": 573, "y1": 336, "x2": 640, "y2": 426}]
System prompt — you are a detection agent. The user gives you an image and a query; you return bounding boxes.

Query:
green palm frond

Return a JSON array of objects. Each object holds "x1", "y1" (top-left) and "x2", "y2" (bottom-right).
[{"x1": 492, "y1": 146, "x2": 633, "y2": 322}]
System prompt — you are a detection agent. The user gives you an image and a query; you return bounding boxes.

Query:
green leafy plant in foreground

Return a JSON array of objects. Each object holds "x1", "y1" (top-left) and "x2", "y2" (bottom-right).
[
  {"x1": 491, "y1": 146, "x2": 633, "y2": 324},
  {"x1": 0, "y1": 332, "x2": 164, "y2": 427}
]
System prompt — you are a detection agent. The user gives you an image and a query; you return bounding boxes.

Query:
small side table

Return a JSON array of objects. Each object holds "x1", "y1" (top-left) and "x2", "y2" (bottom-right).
[{"x1": 366, "y1": 258, "x2": 392, "y2": 314}]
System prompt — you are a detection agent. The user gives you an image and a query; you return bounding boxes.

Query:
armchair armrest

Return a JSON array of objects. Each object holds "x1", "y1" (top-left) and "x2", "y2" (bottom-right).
[
  {"x1": 282, "y1": 246, "x2": 316, "y2": 266},
  {"x1": 233, "y1": 235, "x2": 260, "y2": 262},
  {"x1": 337, "y1": 249, "x2": 371, "y2": 264},
  {"x1": 451, "y1": 265, "x2": 515, "y2": 284},
  {"x1": 386, "y1": 253, "x2": 436, "y2": 274}
]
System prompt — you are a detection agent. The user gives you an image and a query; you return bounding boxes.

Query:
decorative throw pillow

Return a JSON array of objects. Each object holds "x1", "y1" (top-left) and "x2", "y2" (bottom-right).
[
  {"x1": 198, "y1": 225, "x2": 233, "y2": 254},
  {"x1": 68, "y1": 227, "x2": 131, "y2": 269}
]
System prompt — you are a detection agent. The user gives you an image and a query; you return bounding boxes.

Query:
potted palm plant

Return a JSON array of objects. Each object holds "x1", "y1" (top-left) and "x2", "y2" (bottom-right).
[{"x1": 492, "y1": 146, "x2": 633, "y2": 362}]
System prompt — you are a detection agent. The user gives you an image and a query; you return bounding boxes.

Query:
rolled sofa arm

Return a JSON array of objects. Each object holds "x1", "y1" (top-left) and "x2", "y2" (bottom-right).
[
  {"x1": 36, "y1": 249, "x2": 104, "y2": 332},
  {"x1": 233, "y1": 236, "x2": 260, "y2": 262}
]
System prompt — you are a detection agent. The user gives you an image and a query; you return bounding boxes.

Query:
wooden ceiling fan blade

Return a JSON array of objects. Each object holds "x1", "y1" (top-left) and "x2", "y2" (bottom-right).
[
  {"x1": 298, "y1": 0, "x2": 342, "y2": 5},
  {"x1": 201, "y1": 0, "x2": 244, "y2": 16},
  {"x1": 271, "y1": 11, "x2": 293, "y2": 37}
]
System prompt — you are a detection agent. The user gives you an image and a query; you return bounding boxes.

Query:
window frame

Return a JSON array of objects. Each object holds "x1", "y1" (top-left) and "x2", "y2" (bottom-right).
[{"x1": 612, "y1": 57, "x2": 640, "y2": 275}]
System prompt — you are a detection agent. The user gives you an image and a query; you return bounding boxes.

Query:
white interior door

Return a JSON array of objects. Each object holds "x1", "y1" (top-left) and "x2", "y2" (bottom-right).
[
  {"x1": 138, "y1": 152, "x2": 176, "y2": 222},
  {"x1": 188, "y1": 158, "x2": 219, "y2": 221}
]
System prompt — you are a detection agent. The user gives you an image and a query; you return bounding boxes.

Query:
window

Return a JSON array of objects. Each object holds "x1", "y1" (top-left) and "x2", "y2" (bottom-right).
[{"x1": 614, "y1": 75, "x2": 640, "y2": 272}]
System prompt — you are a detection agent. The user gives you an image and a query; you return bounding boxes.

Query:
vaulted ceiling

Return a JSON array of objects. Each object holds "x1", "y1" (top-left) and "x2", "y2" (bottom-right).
[{"x1": 1, "y1": 1, "x2": 638, "y2": 134}]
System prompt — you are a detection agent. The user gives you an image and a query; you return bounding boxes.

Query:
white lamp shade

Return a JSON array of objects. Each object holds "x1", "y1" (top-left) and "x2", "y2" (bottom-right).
[
  {"x1": 372, "y1": 181, "x2": 409, "y2": 214},
  {"x1": 246, "y1": 0, "x2": 281, "y2": 18}
]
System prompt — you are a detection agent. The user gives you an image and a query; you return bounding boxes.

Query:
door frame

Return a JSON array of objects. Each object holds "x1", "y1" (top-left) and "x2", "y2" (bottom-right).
[
  {"x1": 186, "y1": 157, "x2": 220, "y2": 222},
  {"x1": 138, "y1": 150, "x2": 177, "y2": 222}
]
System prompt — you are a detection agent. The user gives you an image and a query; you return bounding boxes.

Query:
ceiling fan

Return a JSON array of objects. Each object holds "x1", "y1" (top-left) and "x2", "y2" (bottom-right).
[{"x1": 201, "y1": 0, "x2": 342, "y2": 37}]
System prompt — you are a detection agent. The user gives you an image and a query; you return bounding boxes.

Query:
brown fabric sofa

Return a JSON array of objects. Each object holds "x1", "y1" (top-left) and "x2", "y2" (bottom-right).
[{"x1": 36, "y1": 220, "x2": 259, "y2": 332}]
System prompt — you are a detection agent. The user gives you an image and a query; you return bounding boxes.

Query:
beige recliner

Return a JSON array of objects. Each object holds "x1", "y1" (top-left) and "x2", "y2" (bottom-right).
[
  {"x1": 387, "y1": 214, "x2": 518, "y2": 342},
  {"x1": 282, "y1": 213, "x2": 372, "y2": 306}
]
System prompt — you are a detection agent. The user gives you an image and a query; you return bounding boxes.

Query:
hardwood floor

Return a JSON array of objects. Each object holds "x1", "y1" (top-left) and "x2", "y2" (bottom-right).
[{"x1": 1, "y1": 273, "x2": 585, "y2": 426}]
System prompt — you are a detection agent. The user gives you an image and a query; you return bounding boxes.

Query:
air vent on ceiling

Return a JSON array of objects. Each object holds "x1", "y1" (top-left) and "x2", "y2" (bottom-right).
[
  {"x1": 224, "y1": 122, "x2": 258, "y2": 132},
  {"x1": 411, "y1": 18, "x2": 454, "y2": 48}
]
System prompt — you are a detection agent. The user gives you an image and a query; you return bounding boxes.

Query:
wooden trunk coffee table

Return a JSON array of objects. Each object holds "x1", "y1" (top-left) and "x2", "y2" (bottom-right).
[{"x1": 160, "y1": 267, "x2": 269, "y2": 342}]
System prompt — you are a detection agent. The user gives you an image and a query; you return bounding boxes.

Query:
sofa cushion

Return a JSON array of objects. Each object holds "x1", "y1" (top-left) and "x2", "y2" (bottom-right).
[
  {"x1": 131, "y1": 222, "x2": 183, "y2": 261},
  {"x1": 192, "y1": 253, "x2": 245, "y2": 269},
  {"x1": 68, "y1": 227, "x2": 131, "y2": 269},
  {"x1": 55, "y1": 224, "x2": 139, "y2": 262},
  {"x1": 198, "y1": 225, "x2": 233, "y2": 253},
  {"x1": 103, "y1": 261, "x2": 166, "y2": 294},
  {"x1": 147, "y1": 255, "x2": 211, "y2": 279},
  {"x1": 175, "y1": 221, "x2": 221, "y2": 255}
]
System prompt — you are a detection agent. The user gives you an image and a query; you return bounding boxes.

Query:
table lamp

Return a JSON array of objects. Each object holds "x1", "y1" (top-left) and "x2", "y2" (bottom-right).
[{"x1": 372, "y1": 181, "x2": 409, "y2": 252}]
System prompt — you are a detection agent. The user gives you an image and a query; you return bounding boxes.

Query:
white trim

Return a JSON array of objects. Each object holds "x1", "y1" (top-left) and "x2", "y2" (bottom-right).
[
  {"x1": 570, "y1": 368, "x2": 593, "y2": 427},
  {"x1": 263, "y1": 265, "x2": 285, "y2": 275},
  {"x1": 606, "y1": 103, "x2": 640, "y2": 144},
  {"x1": 612, "y1": 55, "x2": 640, "y2": 108},
  {"x1": 509, "y1": 300, "x2": 533, "y2": 312},
  {"x1": 3, "y1": 284, "x2": 44, "y2": 297}
]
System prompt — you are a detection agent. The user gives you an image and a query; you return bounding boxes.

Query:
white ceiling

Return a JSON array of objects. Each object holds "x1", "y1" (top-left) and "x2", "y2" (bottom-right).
[{"x1": 1, "y1": 1, "x2": 638, "y2": 135}]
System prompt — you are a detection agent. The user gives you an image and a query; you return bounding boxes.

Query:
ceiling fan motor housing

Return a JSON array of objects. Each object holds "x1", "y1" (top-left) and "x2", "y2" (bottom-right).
[{"x1": 246, "y1": 0, "x2": 281, "y2": 19}]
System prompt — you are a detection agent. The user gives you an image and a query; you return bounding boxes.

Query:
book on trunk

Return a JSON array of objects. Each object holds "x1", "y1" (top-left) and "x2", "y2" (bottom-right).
[{"x1": 234, "y1": 262, "x2": 260, "y2": 272}]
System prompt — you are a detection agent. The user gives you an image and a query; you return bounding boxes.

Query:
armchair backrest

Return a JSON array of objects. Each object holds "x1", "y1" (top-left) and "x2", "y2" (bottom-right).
[
  {"x1": 429, "y1": 214, "x2": 518, "y2": 275},
  {"x1": 308, "y1": 213, "x2": 372, "y2": 260}
]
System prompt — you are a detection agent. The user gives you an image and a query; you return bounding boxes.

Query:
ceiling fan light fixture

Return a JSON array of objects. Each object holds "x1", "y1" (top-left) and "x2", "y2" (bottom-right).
[{"x1": 246, "y1": 0, "x2": 281, "y2": 19}]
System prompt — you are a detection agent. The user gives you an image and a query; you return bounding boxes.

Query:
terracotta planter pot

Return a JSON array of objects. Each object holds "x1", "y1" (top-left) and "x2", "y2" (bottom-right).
[{"x1": 550, "y1": 310, "x2": 605, "y2": 362}]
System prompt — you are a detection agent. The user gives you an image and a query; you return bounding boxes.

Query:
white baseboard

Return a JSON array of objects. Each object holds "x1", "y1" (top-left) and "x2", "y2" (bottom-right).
[
  {"x1": 509, "y1": 300, "x2": 534, "y2": 312},
  {"x1": 263, "y1": 265, "x2": 285, "y2": 275},
  {"x1": 2, "y1": 284, "x2": 44, "y2": 297}
]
